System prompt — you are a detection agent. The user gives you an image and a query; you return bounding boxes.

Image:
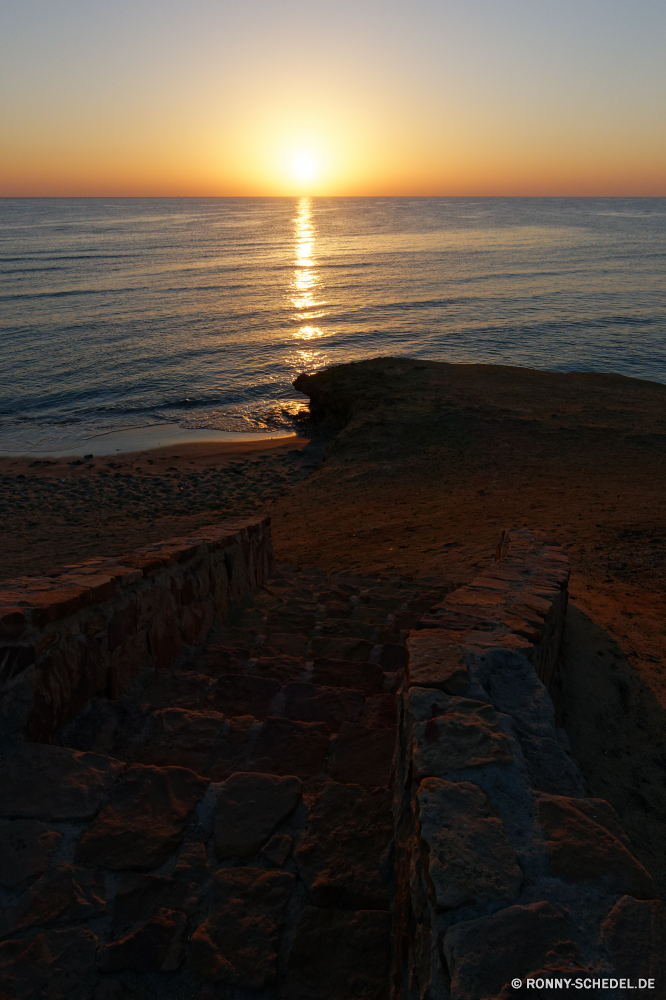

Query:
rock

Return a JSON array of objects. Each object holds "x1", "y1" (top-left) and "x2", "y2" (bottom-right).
[
  {"x1": 310, "y1": 637, "x2": 374, "y2": 662},
  {"x1": 406, "y1": 631, "x2": 469, "y2": 694},
  {"x1": 378, "y1": 643, "x2": 407, "y2": 669},
  {"x1": 284, "y1": 906, "x2": 391, "y2": 999},
  {"x1": 1, "y1": 865, "x2": 106, "y2": 937},
  {"x1": 78, "y1": 764, "x2": 208, "y2": 870},
  {"x1": 295, "y1": 781, "x2": 392, "y2": 909},
  {"x1": 536, "y1": 795, "x2": 656, "y2": 898},
  {"x1": 0, "y1": 820, "x2": 61, "y2": 889},
  {"x1": 518, "y1": 734, "x2": 585, "y2": 797},
  {"x1": 474, "y1": 646, "x2": 557, "y2": 736},
  {"x1": 312, "y1": 657, "x2": 384, "y2": 694},
  {"x1": 259, "y1": 832, "x2": 293, "y2": 866},
  {"x1": 189, "y1": 868, "x2": 294, "y2": 989},
  {"x1": 263, "y1": 633, "x2": 310, "y2": 658},
  {"x1": 195, "y1": 644, "x2": 249, "y2": 677},
  {"x1": 321, "y1": 619, "x2": 375, "y2": 640},
  {"x1": 0, "y1": 744, "x2": 124, "y2": 820},
  {"x1": 265, "y1": 610, "x2": 317, "y2": 634},
  {"x1": 214, "y1": 771, "x2": 302, "y2": 859},
  {"x1": 203, "y1": 715, "x2": 256, "y2": 781},
  {"x1": 365, "y1": 693, "x2": 397, "y2": 729},
  {"x1": 214, "y1": 674, "x2": 280, "y2": 718},
  {"x1": 329, "y1": 723, "x2": 395, "y2": 788},
  {"x1": 600, "y1": 895, "x2": 666, "y2": 983},
  {"x1": 253, "y1": 654, "x2": 306, "y2": 684},
  {"x1": 112, "y1": 872, "x2": 193, "y2": 933},
  {"x1": 444, "y1": 901, "x2": 581, "y2": 1000},
  {"x1": 408, "y1": 692, "x2": 512, "y2": 780},
  {"x1": 136, "y1": 707, "x2": 226, "y2": 774},
  {"x1": 100, "y1": 908, "x2": 187, "y2": 972},
  {"x1": 249, "y1": 717, "x2": 331, "y2": 780},
  {"x1": 283, "y1": 683, "x2": 365, "y2": 731},
  {"x1": 416, "y1": 778, "x2": 522, "y2": 911},
  {"x1": 0, "y1": 927, "x2": 98, "y2": 1000},
  {"x1": 173, "y1": 842, "x2": 209, "y2": 881}
]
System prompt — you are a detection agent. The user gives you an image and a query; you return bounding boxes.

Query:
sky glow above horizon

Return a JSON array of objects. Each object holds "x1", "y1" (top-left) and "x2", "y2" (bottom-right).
[{"x1": 1, "y1": 0, "x2": 665, "y2": 197}]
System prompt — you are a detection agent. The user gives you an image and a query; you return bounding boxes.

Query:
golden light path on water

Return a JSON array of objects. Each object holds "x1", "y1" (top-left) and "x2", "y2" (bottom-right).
[{"x1": 289, "y1": 197, "x2": 331, "y2": 372}]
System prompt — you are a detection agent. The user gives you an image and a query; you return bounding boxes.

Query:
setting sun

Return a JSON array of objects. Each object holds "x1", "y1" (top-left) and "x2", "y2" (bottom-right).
[{"x1": 292, "y1": 153, "x2": 317, "y2": 185}]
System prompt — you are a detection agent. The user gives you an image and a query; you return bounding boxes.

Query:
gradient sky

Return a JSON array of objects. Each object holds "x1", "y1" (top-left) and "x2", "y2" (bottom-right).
[{"x1": 2, "y1": 0, "x2": 665, "y2": 196}]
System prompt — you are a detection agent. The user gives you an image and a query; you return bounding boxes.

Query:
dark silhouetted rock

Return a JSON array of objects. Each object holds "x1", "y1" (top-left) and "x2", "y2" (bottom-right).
[
  {"x1": 0, "y1": 743, "x2": 124, "y2": 821},
  {"x1": 329, "y1": 723, "x2": 395, "y2": 788},
  {"x1": 0, "y1": 820, "x2": 61, "y2": 889},
  {"x1": 536, "y1": 795, "x2": 656, "y2": 898},
  {"x1": 78, "y1": 764, "x2": 208, "y2": 869},
  {"x1": 284, "y1": 906, "x2": 390, "y2": 999},
  {"x1": 249, "y1": 717, "x2": 331, "y2": 780},
  {"x1": 295, "y1": 781, "x2": 392, "y2": 909},
  {"x1": 214, "y1": 771, "x2": 302, "y2": 859},
  {"x1": 189, "y1": 868, "x2": 294, "y2": 989},
  {"x1": 100, "y1": 908, "x2": 187, "y2": 972},
  {"x1": 600, "y1": 894, "x2": 666, "y2": 983},
  {"x1": 444, "y1": 902, "x2": 581, "y2": 1000},
  {"x1": 417, "y1": 778, "x2": 522, "y2": 910}
]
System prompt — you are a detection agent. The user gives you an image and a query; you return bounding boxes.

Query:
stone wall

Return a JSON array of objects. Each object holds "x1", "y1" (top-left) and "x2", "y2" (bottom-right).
[
  {"x1": 0, "y1": 517, "x2": 273, "y2": 744},
  {"x1": 394, "y1": 530, "x2": 664, "y2": 997}
]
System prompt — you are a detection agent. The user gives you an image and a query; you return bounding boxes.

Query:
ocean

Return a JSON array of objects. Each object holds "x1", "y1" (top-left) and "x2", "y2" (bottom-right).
[{"x1": 1, "y1": 196, "x2": 665, "y2": 453}]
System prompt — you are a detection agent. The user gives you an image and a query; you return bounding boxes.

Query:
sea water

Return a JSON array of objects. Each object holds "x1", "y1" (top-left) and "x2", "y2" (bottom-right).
[{"x1": 1, "y1": 197, "x2": 664, "y2": 452}]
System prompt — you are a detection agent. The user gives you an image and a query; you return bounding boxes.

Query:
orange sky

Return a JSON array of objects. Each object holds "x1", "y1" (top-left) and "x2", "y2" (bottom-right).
[{"x1": 2, "y1": 0, "x2": 665, "y2": 197}]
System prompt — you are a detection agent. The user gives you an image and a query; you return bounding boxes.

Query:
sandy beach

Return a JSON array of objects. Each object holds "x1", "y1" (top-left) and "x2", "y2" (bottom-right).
[{"x1": 0, "y1": 432, "x2": 312, "y2": 578}]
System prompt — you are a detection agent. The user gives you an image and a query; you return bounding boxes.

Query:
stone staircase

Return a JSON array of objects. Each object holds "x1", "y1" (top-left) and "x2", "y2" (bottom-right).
[{"x1": 10, "y1": 565, "x2": 453, "y2": 1000}]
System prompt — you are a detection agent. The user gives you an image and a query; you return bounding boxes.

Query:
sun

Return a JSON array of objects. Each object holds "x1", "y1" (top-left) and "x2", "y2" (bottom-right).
[{"x1": 292, "y1": 152, "x2": 317, "y2": 184}]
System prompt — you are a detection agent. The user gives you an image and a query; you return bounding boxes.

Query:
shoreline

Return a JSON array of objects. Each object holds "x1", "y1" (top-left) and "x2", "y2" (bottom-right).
[
  {"x1": 0, "y1": 433, "x2": 310, "y2": 480},
  {"x1": 0, "y1": 422, "x2": 301, "y2": 462}
]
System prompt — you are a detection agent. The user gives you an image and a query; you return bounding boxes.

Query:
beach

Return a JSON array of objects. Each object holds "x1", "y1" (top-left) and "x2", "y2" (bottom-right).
[{"x1": 0, "y1": 431, "x2": 313, "y2": 578}]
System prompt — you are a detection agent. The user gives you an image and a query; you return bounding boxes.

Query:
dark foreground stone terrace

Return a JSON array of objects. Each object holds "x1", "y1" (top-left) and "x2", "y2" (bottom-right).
[{"x1": 0, "y1": 528, "x2": 664, "y2": 1000}]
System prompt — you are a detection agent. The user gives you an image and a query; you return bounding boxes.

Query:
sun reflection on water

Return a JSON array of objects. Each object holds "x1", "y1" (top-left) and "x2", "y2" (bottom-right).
[{"x1": 289, "y1": 198, "x2": 330, "y2": 369}]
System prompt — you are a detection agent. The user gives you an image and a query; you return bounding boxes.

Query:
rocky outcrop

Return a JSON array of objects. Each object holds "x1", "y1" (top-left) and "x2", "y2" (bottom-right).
[
  {"x1": 394, "y1": 530, "x2": 664, "y2": 998},
  {"x1": 0, "y1": 517, "x2": 273, "y2": 743},
  {"x1": 1, "y1": 524, "x2": 663, "y2": 998}
]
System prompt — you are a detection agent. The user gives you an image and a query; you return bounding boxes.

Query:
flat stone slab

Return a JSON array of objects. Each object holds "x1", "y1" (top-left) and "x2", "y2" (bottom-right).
[
  {"x1": 416, "y1": 778, "x2": 522, "y2": 910},
  {"x1": 0, "y1": 927, "x2": 98, "y2": 1000},
  {"x1": 252, "y1": 654, "x2": 306, "y2": 684},
  {"x1": 111, "y1": 872, "x2": 193, "y2": 935},
  {"x1": 295, "y1": 781, "x2": 392, "y2": 909},
  {"x1": 311, "y1": 657, "x2": 385, "y2": 694},
  {"x1": 536, "y1": 794, "x2": 656, "y2": 898},
  {"x1": 0, "y1": 744, "x2": 124, "y2": 821},
  {"x1": 263, "y1": 633, "x2": 310, "y2": 658},
  {"x1": 78, "y1": 764, "x2": 208, "y2": 870},
  {"x1": 248, "y1": 717, "x2": 331, "y2": 780},
  {"x1": 329, "y1": 723, "x2": 395, "y2": 788},
  {"x1": 600, "y1": 895, "x2": 666, "y2": 984},
  {"x1": 213, "y1": 674, "x2": 280, "y2": 718},
  {"x1": 214, "y1": 771, "x2": 302, "y2": 860},
  {"x1": 406, "y1": 631, "x2": 469, "y2": 695},
  {"x1": 408, "y1": 692, "x2": 512, "y2": 779},
  {"x1": 189, "y1": 867, "x2": 295, "y2": 989},
  {"x1": 309, "y1": 637, "x2": 374, "y2": 662},
  {"x1": 444, "y1": 901, "x2": 582, "y2": 999},
  {"x1": 0, "y1": 865, "x2": 106, "y2": 938},
  {"x1": 284, "y1": 906, "x2": 391, "y2": 1000},
  {"x1": 100, "y1": 908, "x2": 187, "y2": 973},
  {"x1": 0, "y1": 820, "x2": 62, "y2": 889},
  {"x1": 283, "y1": 683, "x2": 365, "y2": 732}
]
